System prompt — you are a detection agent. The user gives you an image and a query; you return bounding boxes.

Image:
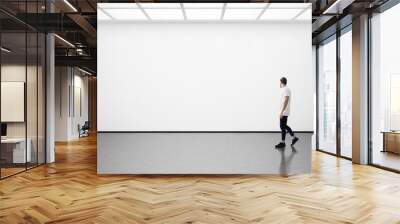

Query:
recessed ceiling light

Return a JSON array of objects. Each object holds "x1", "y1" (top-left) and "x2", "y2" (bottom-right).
[
  {"x1": 183, "y1": 3, "x2": 224, "y2": 9},
  {"x1": 97, "y1": 3, "x2": 311, "y2": 22},
  {"x1": 224, "y1": 8, "x2": 263, "y2": 20},
  {"x1": 226, "y1": 3, "x2": 268, "y2": 9},
  {"x1": 98, "y1": 9, "x2": 112, "y2": 20},
  {"x1": 98, "y1": 3, "x2": 139, "y2": 9},
  {"x1": 63, "y1": 0, "x2": 78, "y2": 12},
  {"x1": 185, "y1": 9, "x2": 222, "y2": 20},
  {"x1": 268, "y1": 3, "x2": 310, "y2": 9},
  {"x1": 54, "y1": 34, "x2": 75, "y2": 48},
  {"x1": 259, "y1": 8, "x2": 303, "y2": 20},
  {"x1": 139, "y1": 3, "x2": 181, "y2": 9},
  {"x1": 78, "y1": 67, "x2": 93, "y2": 76},
  {"x1": 1, "y1": 47, "x2": 11, "y2": 53},
  {"x1": 294, "y1": 8, "x2": 312, "y2": 20},
  {"x1": 105, "y1": 8, "x2": 147, "y2": 20},
  {"x1": 145, "y1": 8, "x2": 184, "y2": 20}
]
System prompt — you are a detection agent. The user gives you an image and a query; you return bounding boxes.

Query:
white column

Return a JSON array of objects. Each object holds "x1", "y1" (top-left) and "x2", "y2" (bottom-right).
[{"x1": 46, "y1": 32, "x2": 56, "y2": 163}]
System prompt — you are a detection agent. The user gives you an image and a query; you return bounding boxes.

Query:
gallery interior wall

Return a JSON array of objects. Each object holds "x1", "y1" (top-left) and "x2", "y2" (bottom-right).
[{"x1": 98, "y1": 21, "x2": 313, "y2": 132}]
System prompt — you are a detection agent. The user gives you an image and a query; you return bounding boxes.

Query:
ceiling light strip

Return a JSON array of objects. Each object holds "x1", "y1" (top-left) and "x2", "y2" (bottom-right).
[
  {"x1": 292, "y1": 5, "x2": 311, "y2": 20},
  {"x1": 256, "y1": 3, "x2": 271, "y2": 20},
  {"x1": 136, "y1": 1, "x2": 151, "y2": 21},
  {"x1": 1, "y1": 47, "x2": 11, "y2": 53},
  {"x1": 63, "y1": 0, "x2": 78, "y2": 12},
  {"x1": 220, "y1": 3, "x2": 227, "y2": 20},
  {"x1": 98, "y1": 7, "x2": 115, "y2": 20},
  {"x1": 269, "y1": 6, "x2": 310, "y2": 9},
  {"x1": 54, "y1": 34, "x2": 75, "y2": 48},
  {"x1": 78, "y1": 67, "x2": 93, "y2": 76},
  {"x1": 180, "y1": 3, "x2": 187, "y2": 20},
  {"x1": 98, "y1": 5, "x2": 140, "y2": 9}
]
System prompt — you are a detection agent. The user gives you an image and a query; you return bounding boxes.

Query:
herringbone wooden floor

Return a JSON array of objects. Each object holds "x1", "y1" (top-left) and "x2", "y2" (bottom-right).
[{"x1": 1, "y1": 135, "x2": 400, "y2": 224}]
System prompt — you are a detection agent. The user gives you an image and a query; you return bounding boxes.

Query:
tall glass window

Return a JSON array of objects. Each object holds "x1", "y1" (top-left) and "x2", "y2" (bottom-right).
[
  {"x1": 0, "y1": 1, "x2": 46, "y2": 179},
  {"x1": 0, "y1": 31, "x2": 28, "y2": 177},
  {"x1": 318, "y1": 36, "x2": 337, "y2": 154},
  {"x1": 339, "y1": 28, "x2": 352, "y2": 158},
  {"x1": 371, "y1": 3, "x2": 400, "y2": 171}
]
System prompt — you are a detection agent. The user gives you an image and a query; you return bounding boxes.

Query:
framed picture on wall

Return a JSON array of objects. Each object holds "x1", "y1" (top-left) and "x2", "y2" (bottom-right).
[{"x1": 1, "y1": 81, "x2": 25, "y2": 122}]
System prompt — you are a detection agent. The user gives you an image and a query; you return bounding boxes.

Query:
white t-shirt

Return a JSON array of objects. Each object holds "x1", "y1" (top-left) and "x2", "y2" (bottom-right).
[{"x1": 280, "y1": 86, "x2": 291, "y2": 116}]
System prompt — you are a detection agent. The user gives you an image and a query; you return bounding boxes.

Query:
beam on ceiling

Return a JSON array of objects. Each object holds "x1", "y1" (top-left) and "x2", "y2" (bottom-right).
[
  {"x1": 312, "y1": 14, "x2": 353, "y2": 44},
  {"x1": 15, "y1": 13, "x2": 82, "y2": 32},
  {"x1": 67, "y1": 13, "x2": 97, "y2": 39},
  {"x1": 323, "y1": 0, "x2": 356, "y2": 14},
  {"x1": 312, "y1": 15, "x2": 335, "y2": 33},
  {"x1": 55, "y1": 55, "x2": 96, "y2": 71}
]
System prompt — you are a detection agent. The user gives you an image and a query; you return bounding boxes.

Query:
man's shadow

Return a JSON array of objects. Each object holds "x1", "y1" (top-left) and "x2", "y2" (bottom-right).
[{"x1": 275, "y1": 146, "x2": 297, "y2": 177}]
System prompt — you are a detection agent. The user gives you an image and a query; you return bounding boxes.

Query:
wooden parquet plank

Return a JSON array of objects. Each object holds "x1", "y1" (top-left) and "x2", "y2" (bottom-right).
[{"x1": 0, "y1": 135, "x2": 400, "y2": 223}]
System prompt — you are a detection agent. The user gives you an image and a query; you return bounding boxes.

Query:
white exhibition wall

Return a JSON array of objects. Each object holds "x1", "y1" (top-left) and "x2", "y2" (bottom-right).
[{"x1": 98, "y1": 21, "x2": 312, "y2": 132}]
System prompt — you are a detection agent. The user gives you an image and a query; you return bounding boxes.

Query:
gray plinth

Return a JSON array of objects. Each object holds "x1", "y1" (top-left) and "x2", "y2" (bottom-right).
[{"x1": 97, "y1": 132, "x2": 312, "y2": 175}]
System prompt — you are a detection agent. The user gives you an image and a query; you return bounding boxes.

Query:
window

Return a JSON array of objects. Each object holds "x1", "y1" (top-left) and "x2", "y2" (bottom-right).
[
  {"x1": 339, "y1": 28, "x2": 352, "y2": 158},
  {"x1": 0, "y1": 1, "x2": 46, "y2": 179},
  {"x1": 371, "y1": 3, "x2": 400, "y2": 171},
  {"x1": 318, "y1": 36, "x2": 337, "y2": 154}
]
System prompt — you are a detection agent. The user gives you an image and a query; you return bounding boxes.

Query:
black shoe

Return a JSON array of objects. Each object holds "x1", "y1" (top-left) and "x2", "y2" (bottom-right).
[
  {"x1": 275, "y1": 142, "x2": 286, "y2": 148},
  {"x1": 291, "y1": 137, "x2": 299, "y2": 146}
]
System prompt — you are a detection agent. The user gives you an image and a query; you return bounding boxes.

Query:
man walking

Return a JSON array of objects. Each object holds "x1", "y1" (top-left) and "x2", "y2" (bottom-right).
[{"x1": 275, "y1": 77, "x2": 299, "y2": 148}]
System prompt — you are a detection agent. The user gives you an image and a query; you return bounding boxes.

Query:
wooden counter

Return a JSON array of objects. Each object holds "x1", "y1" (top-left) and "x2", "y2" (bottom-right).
[{"x1": 382, "y1": 131, "x2": 400, "y2": 154}]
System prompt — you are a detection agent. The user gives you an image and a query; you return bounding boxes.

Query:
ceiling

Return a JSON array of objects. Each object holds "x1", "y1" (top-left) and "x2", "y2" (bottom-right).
[
  {"x1": 97, "y1": 3, "x2": 311, "y2": 21},
  {"x1": 0, "y1": 0, "x2": 391, "y2": 74}
]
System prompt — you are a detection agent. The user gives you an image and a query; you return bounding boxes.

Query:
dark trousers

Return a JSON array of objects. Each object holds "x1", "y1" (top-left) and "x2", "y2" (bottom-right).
[{"x1": 280, "y1": 116, "x2": 294, "y2": 141}]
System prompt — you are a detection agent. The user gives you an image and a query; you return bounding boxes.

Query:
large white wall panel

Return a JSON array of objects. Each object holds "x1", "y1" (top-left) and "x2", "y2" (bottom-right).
[{"x1": 98, "y1": 22, "x2": 312, "y2": 131}]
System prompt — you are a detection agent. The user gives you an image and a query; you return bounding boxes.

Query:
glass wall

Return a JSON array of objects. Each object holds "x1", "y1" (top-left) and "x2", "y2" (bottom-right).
[
  {"x1": 0, "y1": 31, "x2": 28, "y2": 177},
  {"x1": 371, "y1": 3, "x2": 400, "y2": 171},
  {"x1": 0, "y1": 2, "x2": 46, "y2": 179},
  {"x1": 318, "y1": 36, "x2": 337, "y2": 154},
  {"x1": 339, "y1": 28, "x2": 352, "y2": 158},
  {"x1": 317, "y1": 25, "x2": 353, "y2": 159}
]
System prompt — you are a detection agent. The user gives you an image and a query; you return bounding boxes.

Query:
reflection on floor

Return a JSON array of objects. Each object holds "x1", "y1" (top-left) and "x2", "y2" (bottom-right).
[
  {"x1": 373, "y1": 151, "x2": 400, "y2": 171},
  {"x1": 0, "y1": 135, "x2": 400, "y2": 223},
  {"x1": 0, "y1": 167, "x2": 25, "y2": 178},
  {"x1": 340, "y1": 147, "x2": 352, "y2": 158},
  {"x1": 0, "y1": 162, "x2": 42, "y2": 179}
]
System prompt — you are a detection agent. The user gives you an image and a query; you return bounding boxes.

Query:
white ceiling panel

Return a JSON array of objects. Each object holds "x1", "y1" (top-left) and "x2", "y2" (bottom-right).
[
  {"x1": 145, "y1": 8, "x2": 184, "y2": 20},
  {"x1": 98, "y1": 3, "x2": 311, "y2": 22},
  {"x1": 226, "y1": 3, "x2": 268, "y2": 9},
  {"x1": 224, "y1": 8, "x2": 263, "y2": 20},
  {"x1": 294, "y1": 8, "x2": 312, "y2": 20},
  {"x1": 139, "y1": 3, "x2": 181, "y2": 9},
  {"x1": 259, "y1": 8, "x2": 303, "y2": 20},
  {"x1": 105, "y1": 8, "x2": 147, "y2": 20},
  {"x1": 185, "y1": 9, "x2": 222, "y2": 20},
  {"x1": 98, "y1": 9, "x2": 112, "y2": 20},
  {"x1": 98, "y1": 3, "x2": 139, "y2": 9},
  {"x1": 183, "y1": 3, "x2": 224, "y2": 9},
  {"x1": 268, "y1": 3, "x2": 310, "y2": 9}
]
